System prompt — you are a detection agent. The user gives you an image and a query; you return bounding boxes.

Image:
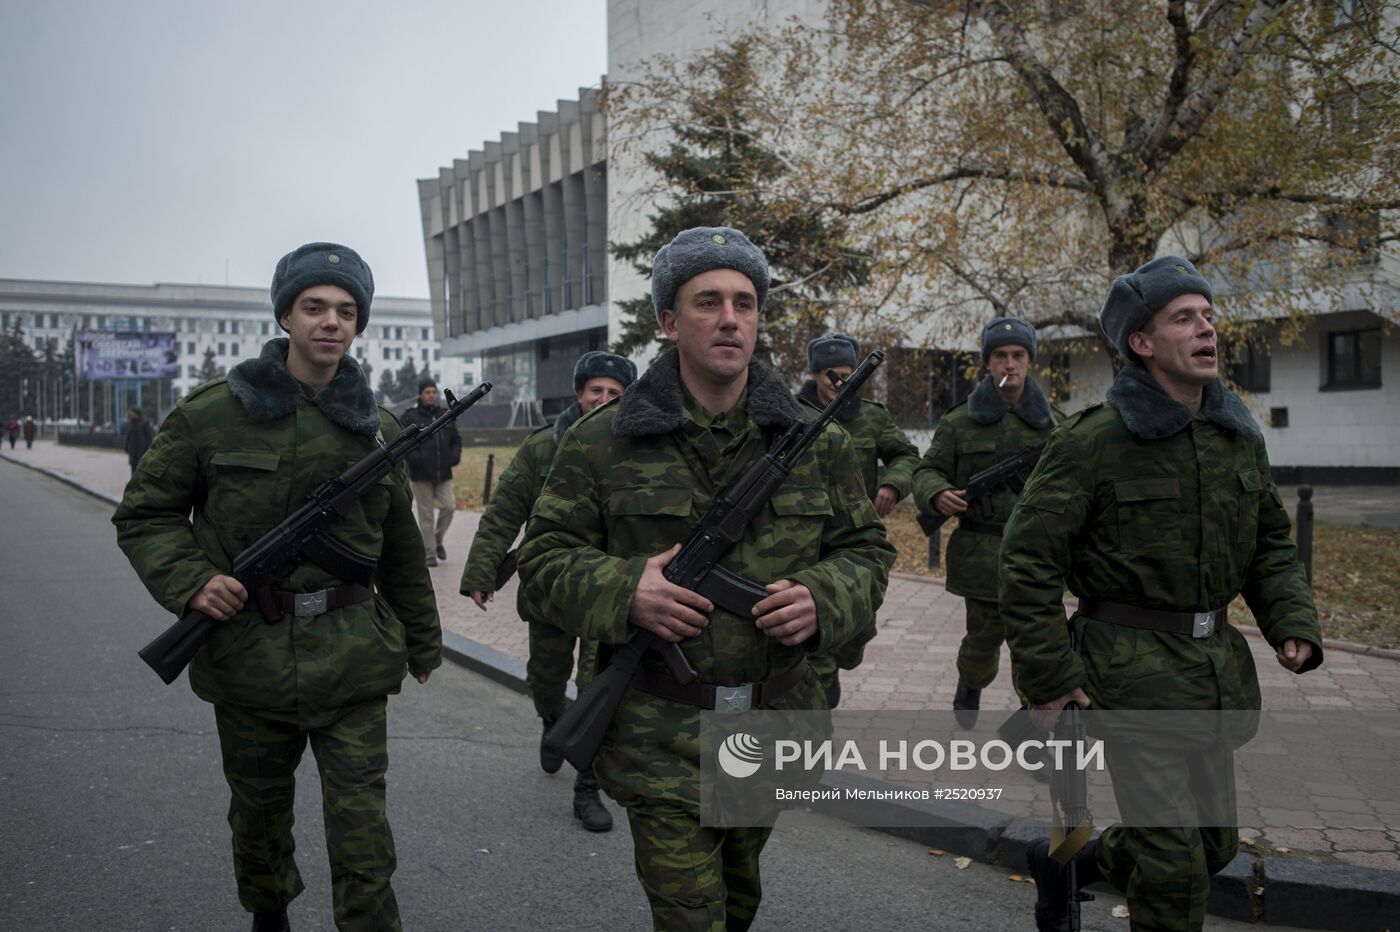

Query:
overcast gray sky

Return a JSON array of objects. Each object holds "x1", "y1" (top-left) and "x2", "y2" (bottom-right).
[{"x1": 0, "y1": 0, "x2": 608, "y2": 298}]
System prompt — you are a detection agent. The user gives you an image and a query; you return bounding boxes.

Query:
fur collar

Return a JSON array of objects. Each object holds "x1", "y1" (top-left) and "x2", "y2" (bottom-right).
[
  {"x1": 797, "y1": 379, "x2": 859, "y2": 423},
  {"x1": 966, "y1": 375, "x2": 1054, "y2": 430},
  {"x1": 613, "y1": 347, "x2": 808, "y2": 438},
  {"x1": 1106, "y1": 363, "x2": 1260, "y2": 441},
  {"x1": 553, "y1": 400, "x2": 584, "y2": 444},
  {"x1": 227, "y1": 338, "x2": 381, "y2": 435}
]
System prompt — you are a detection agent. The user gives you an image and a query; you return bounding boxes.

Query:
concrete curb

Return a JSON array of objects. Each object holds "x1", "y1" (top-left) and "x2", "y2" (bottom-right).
[
  {"x1": 10, "y1": 454, "x2": 1400, "y2": 924},
  {"x1": 0, "y1": 451, "x2": 122, "y2": 507},
  {"x1": 439, "y1": 628, "x2": 1400, "y2": 931}
]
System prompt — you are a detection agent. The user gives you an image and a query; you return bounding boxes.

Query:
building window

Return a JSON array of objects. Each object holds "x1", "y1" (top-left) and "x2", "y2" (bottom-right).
[
  {"x1": 383, "y1": 347, "x2": 391, "y2": 360},
  {"x1": 395, "y1": 347, "x2": 403, "y2": 360},
  {"x1": 230, "y1": 321, "x2": 239, "y2": 334},
  {"x1": 421, "y1": 348, "x2": 428, "y2": 361},
  {"x1": 1324, "y1": 328, "x2": 1381, "y2": 390},
  {"x1": 1228, "y1": 343, "x2": 1271, "y2": 393},
  {"x1": 49, "y1": 313, "x2": 59, "y2": 328},
  {"x1": 218, "y1": 342, "x2": 226, "y2": 355},
  {"x1": 217, "y1": 321, "x2": 226, "y2": 334},
  {"x1": 434, "y1": 349, "x2": 440, "y2": 361},
  {"x1": 421, "y1": 328, "x2": 429, "y2": 341},
  {"x1": 187, "y1": 341, "x2": 196, "y2": 355},
  {"x1": 231, "y1": 343, "x2": 239, "y2": 357}
]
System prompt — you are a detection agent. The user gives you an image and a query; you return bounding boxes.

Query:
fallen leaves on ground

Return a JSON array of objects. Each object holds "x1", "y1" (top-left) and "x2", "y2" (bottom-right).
[{"x1": 953, "y1": 856, "x2": 972, "y2": 870}]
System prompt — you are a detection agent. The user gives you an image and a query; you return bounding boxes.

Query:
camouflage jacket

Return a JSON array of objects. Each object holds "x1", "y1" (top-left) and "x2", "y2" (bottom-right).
[
  {"x1": 113, "y1": 339, "x2": 441, "y2": 727},
  {"x1": 797, "y1": 380, "x2": 920, "y2": 501},
  {"x1": 912, "y1": 376, "x2": 1061, "y2": 601},
  {"x1": 999, "y1": 364, "x2": 1322, "y2": 710},
  {"x1": 458, "y1": 423, "x2": 557, "y2": 597},
  {"x1": 516, "y1": 349, "x2": 894, "y2": 807}
]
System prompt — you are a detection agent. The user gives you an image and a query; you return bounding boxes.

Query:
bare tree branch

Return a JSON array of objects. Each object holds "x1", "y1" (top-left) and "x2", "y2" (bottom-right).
[
  {"x1": 1136, "y1": 0, "x2": 1196, "y2": 156},
  {"x1": 834, "y1": 166, "x2": 1093, "y2": 215},
  {"x1": 1141, "y1": 0, "x2": 1291, "y2": 177},
  {"x1": 1181, "y1": 187, "x2": 1400, "y2": 211}
]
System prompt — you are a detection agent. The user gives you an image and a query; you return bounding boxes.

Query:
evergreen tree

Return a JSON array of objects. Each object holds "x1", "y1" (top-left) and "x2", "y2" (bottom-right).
[
  {"x1": 392, "y1": 357, "x2": 421, "y2": 401},
  {"x1": 0, "y1": 320, "x2": 38, "y2": 417},
  {"x1": 609, "y1": 45, "x2": 870, "y2": 374},
  {"x1": 196, "y1": 347, "x2": 224, "y2": 382},
  {"x1": 377, "y1": 368, "x2": 397, "y2": 403}
]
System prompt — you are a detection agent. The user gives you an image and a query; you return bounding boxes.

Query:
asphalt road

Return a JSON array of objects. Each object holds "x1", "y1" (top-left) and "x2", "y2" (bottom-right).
[{"x1": 0, "y1": 459, "x2": 1275, "y2": 931}]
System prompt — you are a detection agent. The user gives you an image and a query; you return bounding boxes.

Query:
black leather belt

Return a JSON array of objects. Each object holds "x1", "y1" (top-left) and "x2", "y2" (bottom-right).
[
  {"x1": 1080, "y1": 597, "x2": 1226, "y2": 639},
  {"x1": 255, "y1": 583, "x2": 375, "y2": 623},
  {"x1": 632, "y1": 660, "x2": 809, "y2": 712},
  {"x1": 958, "y1": 518, "x2": 1006, "y2": 537}
]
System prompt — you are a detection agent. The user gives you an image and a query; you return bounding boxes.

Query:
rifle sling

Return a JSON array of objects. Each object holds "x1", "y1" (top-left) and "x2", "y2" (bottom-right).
[{"x1": 631, "y1": 659, "x2": 808, "y2": 711}]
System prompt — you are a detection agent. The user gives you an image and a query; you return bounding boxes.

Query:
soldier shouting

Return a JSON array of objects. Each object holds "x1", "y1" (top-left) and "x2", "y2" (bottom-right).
[{"x1": 1001, "y1": 256, "x2": 1322, "y2": 932}]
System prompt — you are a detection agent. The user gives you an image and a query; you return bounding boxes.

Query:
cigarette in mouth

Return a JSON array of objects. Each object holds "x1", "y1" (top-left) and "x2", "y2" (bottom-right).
[{"x1": 999, "y1": 375, "x2": 1009, "y2": 388}]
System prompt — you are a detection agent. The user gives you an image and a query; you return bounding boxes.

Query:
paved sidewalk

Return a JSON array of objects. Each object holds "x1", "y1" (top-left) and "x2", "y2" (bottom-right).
[{"x1": 8, "y1": 437, "x2": 1400, "y2": 873}]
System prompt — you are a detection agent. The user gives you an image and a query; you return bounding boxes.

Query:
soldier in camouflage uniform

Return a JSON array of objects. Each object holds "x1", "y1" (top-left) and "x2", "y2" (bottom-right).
[
  {"x1": 1000, "y1": 256, "x2": 1322, "y2": 932},
  {"x1": 517, "y1": 227, "x2": 894, "y2": 931},
  {"x1": 113, "y1": 243, "x2": 440, "y2": 932},
  {"x1": 798, "y1": 332, "x2": 919, "y2": 707},
  {"x1": 459, "y1": 349, "x2": 637, "y2": 832},
  {"x1": 912, "y1": 317, "x2": 1061, "y2": 726}
]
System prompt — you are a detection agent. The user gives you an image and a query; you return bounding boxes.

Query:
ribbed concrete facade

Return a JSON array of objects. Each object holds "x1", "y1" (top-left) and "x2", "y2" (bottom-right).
[{"x1": 419, "y1": 88, "x2": 608, "y2": 412}]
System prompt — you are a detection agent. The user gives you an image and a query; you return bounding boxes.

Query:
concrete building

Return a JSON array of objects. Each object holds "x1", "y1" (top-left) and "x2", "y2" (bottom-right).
[
  {"x1": 418, "y1": 88, "x2": 608, "y2": 418},
  {"x1": 0, "y1": 278, "x2": 476, "y2": 421}
]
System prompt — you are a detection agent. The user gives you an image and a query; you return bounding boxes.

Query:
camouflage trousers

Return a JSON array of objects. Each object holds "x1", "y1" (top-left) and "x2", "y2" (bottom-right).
[
  {"x1": 527, "y1": 621, "x2": 579, "y2": 721},
  {"x1": 1094, "y1": 738, "x2": 1239, "y2": 931},
  {"x1": 626, "y1": 799, "x2": 773, "y2": 931},
  {"x1": 214, "y1": 698, "x2": 400, "y2": 931},
  {"x1": 956, "y1": 597, "x2": 1006, "y2": 689}
]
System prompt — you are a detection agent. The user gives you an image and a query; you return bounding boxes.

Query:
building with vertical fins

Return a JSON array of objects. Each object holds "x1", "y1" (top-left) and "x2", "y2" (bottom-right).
[{"x1": 418, "y1": 88, "x2": 608, "y2": 418}]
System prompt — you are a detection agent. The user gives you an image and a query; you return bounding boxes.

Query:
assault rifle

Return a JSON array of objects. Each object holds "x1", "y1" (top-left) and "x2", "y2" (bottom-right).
[
  {"x1": 917, "y1": 440, "x2": 1046, "y2": 536},
  {"x1": 543, "y1": 351, "x2": 887, "y2": 770},
  {"x1": 137, "y1": 383, "x2": 493, "y2": 684}
]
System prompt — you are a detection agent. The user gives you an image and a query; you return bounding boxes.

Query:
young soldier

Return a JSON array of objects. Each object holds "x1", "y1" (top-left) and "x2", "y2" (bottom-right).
[
  {"x1": 1000, "y1": 256, "x2": 1323, "y2": 932},
  {"x1": 798, "y1": 332, "x2": 919, "y2": 706},
  {"x1": 113, "y1": 243, "x2": 440, "y2": 932},
  {"x1": 459, "y1": 350, "x2": 636, "y2": 832},
  {"x1": 402, "y1": 377, "x2": 462, "y2": 566},
  {"x1": 912, "y1": 317, "x2": 1061, "y2": 726},
  {"x1": 516, "y1": 227, "x2": 894, "y2": 930}
]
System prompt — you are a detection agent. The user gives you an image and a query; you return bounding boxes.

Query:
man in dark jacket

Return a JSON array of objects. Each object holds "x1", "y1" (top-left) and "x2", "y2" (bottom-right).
[
  {"x1": 124, "y1": 407, "x2": 155, "y2": 472},
  {"x1": 402, "y1": 378, "x2": 462, "y2": 566}
]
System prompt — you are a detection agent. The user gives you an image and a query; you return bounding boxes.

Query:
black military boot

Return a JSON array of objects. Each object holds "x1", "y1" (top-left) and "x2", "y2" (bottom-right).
[
  {"x1": 250, "y1": 909, "x2": 290, "y2": 932},
  {"x1": 1026, "y1": 838, "x2": 1100, "y2": 932},
  {"x1": 539, "y1": 718, "x2": 564, "y2": 774},
  {"x1": 952, "y1": 683, "x2": 981, "y2": 729},
  {"x1": 572, "y1": 766, "x2": 614, "y2": 832}
]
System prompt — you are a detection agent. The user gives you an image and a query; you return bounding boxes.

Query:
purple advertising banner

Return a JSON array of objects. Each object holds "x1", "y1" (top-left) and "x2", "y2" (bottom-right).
[{"x1": 76, "y1": 331, "x2": 179, "y2": 380}]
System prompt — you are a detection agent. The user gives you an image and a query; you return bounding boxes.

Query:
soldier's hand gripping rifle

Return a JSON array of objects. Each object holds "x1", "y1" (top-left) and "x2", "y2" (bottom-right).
[
  {"x1": 137, "y1": 383, "x2": 493, "y2": 684},
  {"x1": 543, "y1": 351, "x2": 887, "y2": 770},
  {"x1": 915, "y1": 440, "x2": 1047, "y2": 537}
]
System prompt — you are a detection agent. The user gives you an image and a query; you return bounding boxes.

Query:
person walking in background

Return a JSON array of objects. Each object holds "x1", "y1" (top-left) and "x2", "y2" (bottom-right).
[
  {"x1": 124, "y1": 407, "x2": 155, "y2": 472},
  {"x1": 460, "y1": 350, "x2": 637, "y2": 832},
  {"x1": 8, "y1": 416, "x2": 21, "y2": 448},
  {"x1": 22, "y1": 416, "x2": 37, "y2": 449},
  {"x1": 402, "y1": 378, "x2": 461, "y2": 567}
]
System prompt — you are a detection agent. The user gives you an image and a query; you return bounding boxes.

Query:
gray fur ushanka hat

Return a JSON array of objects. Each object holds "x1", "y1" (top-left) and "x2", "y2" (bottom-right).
[
  {"x1": 271, "y1": 242, "x2": 375, "y2": 334},
  {"x1": 806, "y1": 334, "x2": 860, "y2": 371},
  {"x1": 650, "y1": 227, "x2": 770, "y2": 324},
  {"x1": 573, "y1": 351, "x2": 637, "y2": 392},
  {"x1": 1099, "y1": 255, "x2": 1214, "y2": 359},
  {"x1": 980, "y1": 317, "x2": 1037, "y2": 363}
]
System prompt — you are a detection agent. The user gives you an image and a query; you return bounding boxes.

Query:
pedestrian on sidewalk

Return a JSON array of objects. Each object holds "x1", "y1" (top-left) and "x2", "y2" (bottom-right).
[
  {"x1": 911, "y1": 317, "x2": 1062, "y2": 727},
  {"x1": 402, "y1": 377, "x2": 461, "y2": 567},
  {"x1": 1001, "y1": 256, "x2": 1324, "y2": 932},
  {"x1": 460, "y1": 349, "x2": 637, "y2": 833},
  {"x1": 113, "y1": 241, "x2": 441, "y2": 932},
  {"x1": 22, "y1": 415, "x2": 36, "y2": 449},
  {"x1": 517, "y1": 226, "x2": 894, "y2": 929},
  {"x1": 5, "y1": 417, "x2": 17, "y2": 449},
  {"x1": 798, "y1": 333, "x2": 920, "y2": 708},
  {"x1": 123, "y1": 407, "x2": 155, "y2": 473}
]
